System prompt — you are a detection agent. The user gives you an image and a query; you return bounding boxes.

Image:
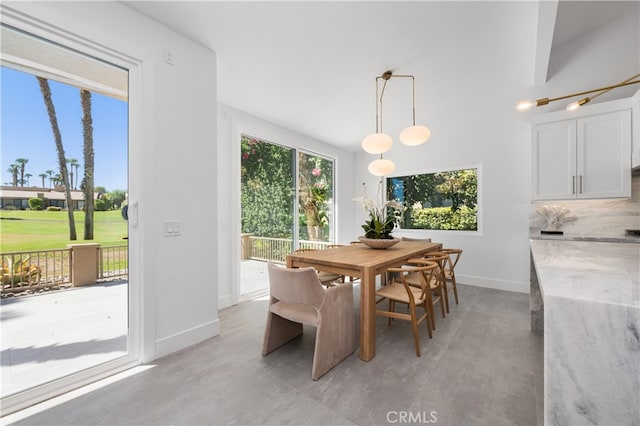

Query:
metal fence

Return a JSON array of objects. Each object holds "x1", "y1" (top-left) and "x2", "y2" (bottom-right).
[
  {"x1": 98, "y1": 245, "x2": 128, "y2": 279},
  {"x1": 247, "y1": 236, "x2": 331, "y2": 263},
  {"x1": 1, "y1": 244, "x2": 128, "y2": 295},
  {"x1": 1, "y1": 248, "x2": 72, "y2": 294}
]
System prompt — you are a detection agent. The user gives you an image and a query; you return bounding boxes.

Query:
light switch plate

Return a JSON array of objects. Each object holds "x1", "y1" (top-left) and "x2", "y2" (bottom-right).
[{"x1": 164, "y1": 220, "x2": 181, "y2": 237}]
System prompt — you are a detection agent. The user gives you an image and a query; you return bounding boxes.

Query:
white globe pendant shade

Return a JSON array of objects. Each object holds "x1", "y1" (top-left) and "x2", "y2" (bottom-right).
[
  {"x1": 362, "y1": 132, "x2": 393, "y2": 154},
  {"x1": 399, "y1": 125, "x2": 431, "y2": 146},
  {"x1": 368, "y1": 158, "x2": 396, "y2": 176}
]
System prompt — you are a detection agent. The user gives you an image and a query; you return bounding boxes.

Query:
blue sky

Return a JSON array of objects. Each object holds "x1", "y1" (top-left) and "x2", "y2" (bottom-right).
[{"x1": 1, "y1": 66, "x2": 128, "y2": 192}]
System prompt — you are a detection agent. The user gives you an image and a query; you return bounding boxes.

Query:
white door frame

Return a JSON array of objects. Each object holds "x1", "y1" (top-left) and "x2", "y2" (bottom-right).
[{"x1": 0, "y1": 7, "x2": 143, "y2": 415}]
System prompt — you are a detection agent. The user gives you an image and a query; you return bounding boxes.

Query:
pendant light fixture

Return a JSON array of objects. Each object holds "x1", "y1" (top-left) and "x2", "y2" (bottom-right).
[
  {"x1": 516, "y1": 73, "x2": 640, "y2": 112},
  {"x1": 362, "y1": 70, "x2": 431, "y2": 176}
]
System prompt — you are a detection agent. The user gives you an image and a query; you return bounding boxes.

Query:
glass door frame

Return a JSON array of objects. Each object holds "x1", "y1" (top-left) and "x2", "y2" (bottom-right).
[
  {"x1": 237, "y1": 133, "x2": 336, "y2": 300},
  {"x1": 0, "y1": 12, "x2": 141, "y2": 415}
]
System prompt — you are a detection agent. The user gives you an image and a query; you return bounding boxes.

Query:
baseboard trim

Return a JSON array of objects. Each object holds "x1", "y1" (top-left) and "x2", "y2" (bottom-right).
[
  {"x1": 155, "y1": 319, "x2": 220, "y2": 360},
  {"x1": 458, "y1": 274, "x2": 529, "y2": 294},
  {"x1": 218, "y1": 294, "x2": 233, "y2": 309}
]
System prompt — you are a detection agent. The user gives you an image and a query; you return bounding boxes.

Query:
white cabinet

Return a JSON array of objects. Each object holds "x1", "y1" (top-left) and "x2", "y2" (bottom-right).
[{"x1": 532, "y1": 109, "x2": 631, "y2": 200}]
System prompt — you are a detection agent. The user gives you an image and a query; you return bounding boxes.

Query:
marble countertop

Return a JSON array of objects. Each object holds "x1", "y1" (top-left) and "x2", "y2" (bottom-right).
[
  {"x1": 530, "y1": 239, "x2": 640, "y2": 425},
  {"x1": 530, "y1": 239, "x2": 640, "y2": 307},
  {"x1": 530, "y1": 233, "x2": 640, "y2": 244}
]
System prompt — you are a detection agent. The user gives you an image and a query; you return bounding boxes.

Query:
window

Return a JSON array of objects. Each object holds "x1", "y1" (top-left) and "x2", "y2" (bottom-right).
[
  {"x1": 387, "y1": 168, "x2": 478, "y2": 231},
  {"x1": 298, "y1": 151, "x2": 334, "y2": 243}
]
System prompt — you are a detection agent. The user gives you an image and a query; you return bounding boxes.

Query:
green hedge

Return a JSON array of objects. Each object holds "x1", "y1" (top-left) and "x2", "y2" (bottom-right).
[
  {"x1": 28, "y1": 198, "x2": 44, "y2": 210},
  {"x1": 410, "y1": 206, "x2": 477, "y2": 231}
]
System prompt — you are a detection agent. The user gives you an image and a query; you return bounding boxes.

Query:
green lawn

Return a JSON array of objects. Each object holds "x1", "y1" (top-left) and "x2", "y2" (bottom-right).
[{"x1": 0, "y1": 210, "x2": 128, "y2": 252}]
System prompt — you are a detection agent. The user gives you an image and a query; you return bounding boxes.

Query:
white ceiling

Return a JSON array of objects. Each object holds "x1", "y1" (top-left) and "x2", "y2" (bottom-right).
[{"x1": 126, "y1": 1, "x2": 638, "y2": 152}]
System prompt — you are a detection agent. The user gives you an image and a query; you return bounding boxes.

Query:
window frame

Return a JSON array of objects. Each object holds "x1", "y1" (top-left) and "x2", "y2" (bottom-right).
[{"x1": 385, "y1": 164, "x2": 483, "y2": 236}]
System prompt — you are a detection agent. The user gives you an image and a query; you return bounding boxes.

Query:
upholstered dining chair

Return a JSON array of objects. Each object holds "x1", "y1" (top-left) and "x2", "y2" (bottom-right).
[
  {"x1": 262, "y1": 262, "x2": 355, "y2": 380},
  {"x1": 375, "y1": 263, "x2": 438, "y2": 357},
  {"x1": 293, "y1": 248, "x2": 344, "y2": 286}
]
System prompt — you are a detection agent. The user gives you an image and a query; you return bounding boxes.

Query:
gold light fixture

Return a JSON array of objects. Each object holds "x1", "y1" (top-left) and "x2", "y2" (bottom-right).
[
  {"x1": 362, "y1": 70, "x2": 431, "y2": 176},
  {"x1": 517, "y1": 73, "x2": 640, "y2": 112}
]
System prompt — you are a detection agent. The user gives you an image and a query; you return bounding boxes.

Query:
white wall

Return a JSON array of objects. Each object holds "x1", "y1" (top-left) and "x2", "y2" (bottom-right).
[
  {"x1": 3, "y1": 1, "x2": 220, "y2": 361},
  {"x1": 354, "y1": 5, "x2": 640, "y2": 295},
  {"x1": 216, "y1": 105, "x2": 356, "y2": 308},
  {"x1": 355, "y1": 103, "x2": 533, "y2": 293}
]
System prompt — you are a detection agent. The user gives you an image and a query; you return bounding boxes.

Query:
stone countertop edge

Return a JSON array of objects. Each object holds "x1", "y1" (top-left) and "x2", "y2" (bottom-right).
[
  {"x1": 530, "y1": 234, "x2": 640, "y2": 244},
  {"x1": 530, "y1": 239, "x2": 640, "y2": 308}
]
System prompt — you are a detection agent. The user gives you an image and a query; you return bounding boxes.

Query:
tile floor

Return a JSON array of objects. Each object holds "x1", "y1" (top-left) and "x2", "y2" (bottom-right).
[{"x1": 5, "y1": 283, "x2": 543, "y2": 425}]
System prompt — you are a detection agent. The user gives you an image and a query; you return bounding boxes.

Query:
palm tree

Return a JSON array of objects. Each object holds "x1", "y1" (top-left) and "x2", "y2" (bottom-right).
[
  {"x1": 45, "y1": 169, "x2": 54, "y2": 188},
  {"x1": 67, "y1": 158, "x2": 79, "y2": 189},
  {"x1": 15, "y1": 158, "x2": 28, "y2": 187},
  {"x1": 73, "y1": 160, "x2": 80, "y2": 189},
  {"x1": 37, "y1": 76, "x2": 77, "y2": 240},
  {"x1": 81, "y1": 89, "x2": 94, "y2": 240},
  {"x1": 38, "y1": 173, "x2": 47, "y2": 188},
  {"x1": 7, "y1": 164, "x2": 19, "y2": 187},
  {"x1": 25, "y1": 173, "x2": 32, "y2": 187}
]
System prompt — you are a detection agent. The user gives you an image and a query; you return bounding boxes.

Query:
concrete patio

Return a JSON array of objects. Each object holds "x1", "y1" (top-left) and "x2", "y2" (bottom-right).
[
  {"x1": 0, "y1": 260, "x2": 271, "y2": 398},
  {"x1": 0, "y1": 280, "x2": 128, "y2": 397}
]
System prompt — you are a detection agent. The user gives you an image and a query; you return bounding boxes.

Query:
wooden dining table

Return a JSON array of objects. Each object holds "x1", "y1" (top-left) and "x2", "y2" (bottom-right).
[{"x1": 286, "y1": 240, "x2": 442, "y2": 361}]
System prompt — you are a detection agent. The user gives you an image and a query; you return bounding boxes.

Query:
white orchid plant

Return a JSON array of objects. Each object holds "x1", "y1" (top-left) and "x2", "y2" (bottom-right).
[{"x1": 353, "y1": 182, "x2": 403, "y2": 239}]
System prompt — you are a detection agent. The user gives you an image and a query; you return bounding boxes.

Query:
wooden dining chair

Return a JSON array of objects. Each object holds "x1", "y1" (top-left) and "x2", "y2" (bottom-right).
[
  {"x1": 404, "y1": 254, "x2": 447, "y2": 330},
  {"x1": 438, "y1": 248, "x2": 463, "y2": 312},
  {"x1": 293, "y1": 248, "x2": 345, "y2": 287},
  {"x1": 375, "y1": 263, "x2": 438, "y2": 357}
]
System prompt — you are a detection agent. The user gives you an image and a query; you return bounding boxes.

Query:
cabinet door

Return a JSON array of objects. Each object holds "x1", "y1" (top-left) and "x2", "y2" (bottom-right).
[
  {"x1": 576, "y1": 110, "x2": 631, "y2": 198},
  {"x1": 532, "y1": 121, "x2": 576, "y2": 200}
]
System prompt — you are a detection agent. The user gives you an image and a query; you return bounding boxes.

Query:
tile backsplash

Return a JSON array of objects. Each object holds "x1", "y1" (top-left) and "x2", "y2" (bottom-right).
[{"x1": 529, "y1": 174, "x2": 640, "y2": 237}]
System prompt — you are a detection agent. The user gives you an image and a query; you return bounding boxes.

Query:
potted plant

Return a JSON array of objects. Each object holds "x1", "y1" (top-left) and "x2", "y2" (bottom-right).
[{"x1": 353, "y1": 182, "x2": 403, "y2": 248}]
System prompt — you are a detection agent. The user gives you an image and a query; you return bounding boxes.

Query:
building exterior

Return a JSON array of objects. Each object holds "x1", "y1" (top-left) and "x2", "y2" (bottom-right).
[{"x1": 0, "y1": 186, "x2": 97, "y2": 210}]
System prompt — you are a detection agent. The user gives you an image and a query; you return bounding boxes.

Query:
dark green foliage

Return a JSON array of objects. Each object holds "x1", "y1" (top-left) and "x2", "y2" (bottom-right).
[
  {"x1": 241, "y1": 136, "x2": 294, "y2": 238},
  {"x1": 387, "y1": 168, "x2": 478, "y2": 231},
  {"x1": 361, "y1": 209, "x2": 398, "y2": 239},
  {"x1": 411, "y1": 206, "x2": 477, "y2": 230},
  {"x1": 28, "y1": 198, "x2": 44, "y2": 210}
]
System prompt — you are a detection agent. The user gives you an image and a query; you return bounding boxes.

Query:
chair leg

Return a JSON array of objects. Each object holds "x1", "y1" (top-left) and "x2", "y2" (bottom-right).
[
  {"x1": 438, "y1": 286, "x2": 446, "y2": 318},
  {"x1": 409, "y1": 305, "x2": 421, "y2": 357},
  {"x1": 442, "y1": 281, "x2": 450, "y2": 313},
  {"x1": 451, "y1": 277, "x2": 459, "y2": 304},
  {"x1": 425, "y1": 306, "x2": 433, "y2": 339},
  {"x1": 312, "y1": 310, "x2": 356, "y2": 381},
  {"x1": 388, "y1": 300, "x2": 395, "y2": 325},
  {"x1": 426, "y1": 291, "x2": 436, "y2": 331},
  {"x1": 262, "y1": 312, "x2": 303, "y2": 356}
]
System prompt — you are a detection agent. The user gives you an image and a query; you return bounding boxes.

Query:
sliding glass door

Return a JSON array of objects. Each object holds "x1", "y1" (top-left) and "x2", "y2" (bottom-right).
[
  {"x1": 0, "y1": 24, "x2": 133, "y2": 412},
  {"x1": 297, "y1": 151, "x2": 334, "y2": 247},
  {"x1": 239, "y1": 137, "x2": 335, "y2": 298}
]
